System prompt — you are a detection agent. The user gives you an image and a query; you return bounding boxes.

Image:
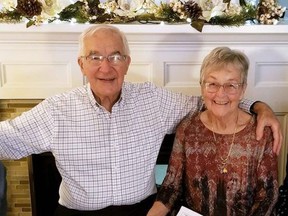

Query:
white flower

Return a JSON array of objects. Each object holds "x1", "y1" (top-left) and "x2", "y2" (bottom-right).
[
  {"x1": 0, "y1": 0, "x2": 17, "y2": 11},
  {"x1": 113, "y1": 8, "x2": 137, "y2": 18},
  {"x1": 118, "y1": 0, "x2": 144, "y2": 11},
  {"x1": 115, "y1": 0, "x2": 158, "y2": 18},
  {"x1": 38, "y1": 0, "x2": 76, "y2": 16},
  {"x1": 272, "y1": 18, "x2": 279, "y2": 24},
  {"x1": 143, "y1": 0, "x2": 158, "y2": 12},
  {"x1": 195, "y1": 0, "x2": 227, "y2": 22},
  {"x1": 225, "y1": 2, "x2": 242, "y2": 16},
  {"x1": 99, "y1": 1, "x2": 118, "y2": 13},
  {"x1": 210, "y1": 5, "x2": 226, "y2": 17}
]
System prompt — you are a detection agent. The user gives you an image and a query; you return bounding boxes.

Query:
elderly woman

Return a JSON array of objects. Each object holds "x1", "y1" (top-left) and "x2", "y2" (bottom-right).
[{"x1": 147, "y1": 47, "x2": 279, "y2": 216}]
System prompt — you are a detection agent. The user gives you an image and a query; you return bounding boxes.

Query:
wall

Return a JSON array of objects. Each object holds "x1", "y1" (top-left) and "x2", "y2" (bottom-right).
[
  {"x1": 279, "y1": 0, "x2": 288, "y2": 9},
  {"x1": 0, "y1": 23, "x2": 288, "y2": 214}
]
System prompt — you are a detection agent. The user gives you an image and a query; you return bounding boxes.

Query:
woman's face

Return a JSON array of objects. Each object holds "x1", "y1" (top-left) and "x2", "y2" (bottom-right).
[{"x1": 201, "y1": 63, "x2": 246, "y2": 118}]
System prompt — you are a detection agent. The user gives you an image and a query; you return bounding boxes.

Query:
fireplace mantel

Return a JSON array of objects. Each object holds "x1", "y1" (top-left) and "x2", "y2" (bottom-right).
[
  {"x1": 1, "y1": 23, "x2": 288, "y2": 112},
  {"x1": 1, "y1": 23, "x2": 288, "y2": 42},
  {"x1": 1, "y1": 22, "x2": 288, "y2": 32}
]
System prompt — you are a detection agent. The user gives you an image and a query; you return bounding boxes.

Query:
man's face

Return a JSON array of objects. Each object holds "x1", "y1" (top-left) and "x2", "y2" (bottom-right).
[{"x1": 78, "y1": 29, "x2": 130, "y2": 102}]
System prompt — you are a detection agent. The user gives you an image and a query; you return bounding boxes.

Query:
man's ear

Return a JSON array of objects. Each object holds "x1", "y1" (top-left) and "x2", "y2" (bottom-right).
[
  {"x1": 124, "y1": 56, "x2": 131, "y2": 75},
  {"x1": 78, "y1": 57, "x2": 86, "y2": 76}
]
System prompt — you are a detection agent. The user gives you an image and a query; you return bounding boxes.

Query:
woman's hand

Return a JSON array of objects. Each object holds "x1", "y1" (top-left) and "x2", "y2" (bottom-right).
[{"x1": 147, "y1": 201, "x2": 170, "y2": 216}]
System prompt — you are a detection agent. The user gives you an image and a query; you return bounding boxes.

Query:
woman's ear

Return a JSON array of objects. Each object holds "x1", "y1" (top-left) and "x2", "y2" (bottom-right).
[{"x1": 239, "y1": 83, "x2": 247, "y2": 101}]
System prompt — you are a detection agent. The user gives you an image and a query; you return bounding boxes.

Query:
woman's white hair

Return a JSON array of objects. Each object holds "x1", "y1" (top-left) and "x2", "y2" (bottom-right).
[{"x1": 200, "y1": 46, "x2": 249, "y2": 85}]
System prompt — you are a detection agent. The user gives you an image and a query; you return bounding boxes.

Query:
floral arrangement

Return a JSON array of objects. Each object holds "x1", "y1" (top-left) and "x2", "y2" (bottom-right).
[{"x1": 0, "y1": 0, "x2": 286, "y2": 32}]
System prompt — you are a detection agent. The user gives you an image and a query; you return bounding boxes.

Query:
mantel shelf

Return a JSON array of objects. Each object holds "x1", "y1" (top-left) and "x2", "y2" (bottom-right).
[
  {"x1": 1, "y1": 22, "x2": 288, "y2": 44},
  {"x1": 1, "y1": 21, "x2": 288, "y2": 34}
]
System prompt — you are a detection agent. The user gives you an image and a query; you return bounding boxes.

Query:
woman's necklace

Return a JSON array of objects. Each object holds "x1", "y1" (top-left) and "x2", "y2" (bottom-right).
[{"x1": 212, "y1": 114, "x2": 238, "y2": 174}]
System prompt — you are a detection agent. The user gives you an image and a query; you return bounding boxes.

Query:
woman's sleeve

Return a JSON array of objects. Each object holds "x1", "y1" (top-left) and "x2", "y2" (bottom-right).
[
  {"x1": 156, "y1": 119, "x2": 188, "y2": 210},
  {"x1": 248, "y1": 128, "x2": 279, "y2": 216}
]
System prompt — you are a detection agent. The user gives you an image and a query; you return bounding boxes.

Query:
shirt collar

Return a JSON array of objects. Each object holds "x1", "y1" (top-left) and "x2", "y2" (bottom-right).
[
  {"x1": 86, "y1": 83, "x2": 100, "y2": 110},
  {"x1": 86, "y1": 83, "x2": 127, "y2": 110}
]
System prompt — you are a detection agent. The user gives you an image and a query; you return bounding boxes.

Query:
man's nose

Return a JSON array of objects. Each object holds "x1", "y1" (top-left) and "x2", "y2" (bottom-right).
[{"x1": 99, "y1": 58, "x2": 112, "y2": 72}]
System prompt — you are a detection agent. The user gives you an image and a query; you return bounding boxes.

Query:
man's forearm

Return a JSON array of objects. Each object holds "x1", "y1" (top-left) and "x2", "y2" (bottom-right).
[{"x1": 250, "y1": 101, "x2": 273, "y2": 115}]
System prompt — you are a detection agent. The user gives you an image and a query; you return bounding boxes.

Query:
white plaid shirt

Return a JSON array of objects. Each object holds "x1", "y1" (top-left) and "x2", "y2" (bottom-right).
[{"x1": 0, "y1": 82, "x2": 253, "y2": 210}]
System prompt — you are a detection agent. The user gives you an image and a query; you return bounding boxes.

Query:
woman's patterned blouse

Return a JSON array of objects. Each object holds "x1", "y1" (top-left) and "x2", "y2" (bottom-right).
[{"x1": 157, "y1": 112, "x2": 279, "y2": 216}]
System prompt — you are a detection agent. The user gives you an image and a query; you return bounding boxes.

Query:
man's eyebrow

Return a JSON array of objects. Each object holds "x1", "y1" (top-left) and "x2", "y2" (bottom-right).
[
  {"x1": 112, "y1": 51, "x2": 121, "y2": 55},
  {"x1": 88, "y1": 51, "x2": 121, "y2": 55},
  {"x1": 88, "y1": 51, "x2": 100, "y2": 55}
]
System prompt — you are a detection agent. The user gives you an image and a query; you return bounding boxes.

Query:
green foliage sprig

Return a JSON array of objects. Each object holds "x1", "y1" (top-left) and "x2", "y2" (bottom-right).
[{"x1": 0, "y1": 0, "x2": 286, "y2": 32}]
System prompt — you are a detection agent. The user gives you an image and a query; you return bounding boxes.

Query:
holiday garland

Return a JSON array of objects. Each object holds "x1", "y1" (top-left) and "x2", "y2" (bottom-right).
[{"x1": 0, "y1": 0, "x2": 286, "y2": 32}]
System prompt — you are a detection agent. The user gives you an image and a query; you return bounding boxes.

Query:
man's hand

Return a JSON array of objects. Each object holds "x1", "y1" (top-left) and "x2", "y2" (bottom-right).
[{"x1": 252, "y1": 101, "x2": 283, "y2": 155}]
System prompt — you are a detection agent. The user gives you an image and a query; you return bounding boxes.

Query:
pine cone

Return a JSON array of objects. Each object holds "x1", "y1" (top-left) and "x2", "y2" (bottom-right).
[
  {"x1": 256, "y1": 0, "x2": 285, "y2": 24},
  {"x1": 184, "y1": 0, "x2": 203, "y2": 21},
  {"x1": 87, "y1": 0, "x2": 104, "y2": 16},
  {"x1": 257, "y1": 1, "x2": 269, "y2": 16},
  {"x1": 16, "y1": 0, "x2": 43, "y2": 18}
]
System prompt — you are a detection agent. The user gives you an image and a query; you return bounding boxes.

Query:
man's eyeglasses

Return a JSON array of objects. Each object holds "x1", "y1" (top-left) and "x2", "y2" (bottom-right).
[
  {"x1": 202, "y1": 82, "x2": 243, "y2": 94},
  {"x1": 81, "y1": 54, "x2": 127, "y2": 66}
]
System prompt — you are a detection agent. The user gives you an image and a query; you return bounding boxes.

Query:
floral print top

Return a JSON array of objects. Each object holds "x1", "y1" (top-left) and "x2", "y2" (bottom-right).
[{"x1": 157, "y1": 112, "x2": 279, "y2": 216}]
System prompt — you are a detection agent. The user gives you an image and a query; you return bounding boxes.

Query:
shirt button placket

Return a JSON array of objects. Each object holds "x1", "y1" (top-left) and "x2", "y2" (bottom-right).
[{"x1": 110, "y1": 113, "x2": 122, "y2": 204}]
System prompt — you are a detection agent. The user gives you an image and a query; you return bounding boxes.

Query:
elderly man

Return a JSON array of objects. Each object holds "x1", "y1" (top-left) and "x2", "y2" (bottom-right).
[{"x1": 0, "y1": 25, "x2": 282, "y2": 216}]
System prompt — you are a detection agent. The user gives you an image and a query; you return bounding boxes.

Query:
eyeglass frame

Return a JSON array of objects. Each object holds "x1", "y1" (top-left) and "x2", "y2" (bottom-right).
[
  {"x1": 201, "y1": 81, "x2": 244, "y2": 94},
  {"x1": 80, "y1": 53, "x2": 128, "y2": 66}
]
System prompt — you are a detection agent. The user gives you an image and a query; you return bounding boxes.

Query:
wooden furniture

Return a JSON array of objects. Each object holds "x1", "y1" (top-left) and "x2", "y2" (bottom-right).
[{"x1": 28, "y1": 152, "x2": 61, "y2": 216}]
